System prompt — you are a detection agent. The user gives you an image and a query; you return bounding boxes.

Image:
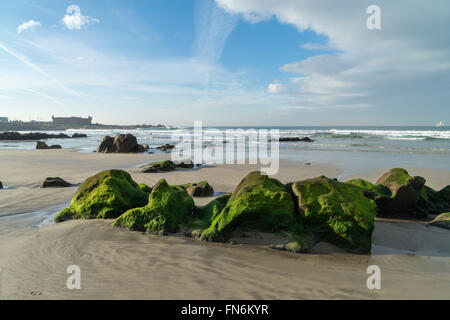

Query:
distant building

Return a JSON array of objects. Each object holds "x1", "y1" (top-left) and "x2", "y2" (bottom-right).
[
  {"x1": 0, "y1": 117, "x2": 8, "y2": 123},
  {"x1": 52, "y1": 116, "x2": 92, "y2": 126}
]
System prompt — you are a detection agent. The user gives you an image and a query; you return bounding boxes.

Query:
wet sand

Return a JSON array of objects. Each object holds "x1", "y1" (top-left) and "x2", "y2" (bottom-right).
[{"x1": 0, "y1": 149, "x2": 449, "y2": 299}]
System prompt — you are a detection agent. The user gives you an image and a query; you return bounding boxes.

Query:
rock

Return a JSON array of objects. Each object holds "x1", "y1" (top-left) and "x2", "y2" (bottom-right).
[
  {"x1": 428, "y1": 212, "x2": 450, "y2": 230},
  {"x1": 41, "y1": 177, "x2": 72, "y2": 188},
  {"x1": 200, "y1": 172, "x2": 299, "y2": 241},
  {"x1": 375, "y1": 168, "x2": 430, "y2": 219},
  {"x1": 72, "y1": 133, "x2": 87, "y2": 138},
  {"x1": 279, "y1": 137, "x2": 301, "y2": 142},
  {"x1": 114, "y1": 179, "x2": 195, "y2": 233},
  {"x1": 195, "y1": 194, "x2": 231, "y2": 222},
  {"x1": 0, "y1": 181, "x2": 3, "y2": 189},
  {"x1": 54, "y1": 170, "x2": 150, "y2": 222},
  {"x1": 97, "y1": 136, "x2": 115, "y2": 153},
  {"x1": 346, "y1": 179, "x2": 391, "y2": 198},
  {"x1": 278, "y1": 137, "x2": 314, "y2": 142},
  {"x1": 113, "y1": 134, "x2": 139, "y2": 153},
  {"x1": 347, "y1": 170, "x2": 450, "y2": 220},
  {"x1": 156, "y1": 144, "x2": 175, "y2": 151},
  {"x1": 181, "y1": 181, "x2": 214, "y2": 197},
  {"x1": 0, "y1": 131, "x2": 71, "y2": 141},
  {"x1": 96, "y1": 134, "x2": 145, "y2": 153},
  {"x1": 287, "y1": 176, "x2": 376, "y2": 253},
  {"x1": 140, "y1": 160, "x2": 177, "y2": 173},
  {"x1": 36, "y1": 141, "x2": 62, "y2": 149},
  {"x1": 176, "y1": 161, "x2": 195, "y2": 169}
]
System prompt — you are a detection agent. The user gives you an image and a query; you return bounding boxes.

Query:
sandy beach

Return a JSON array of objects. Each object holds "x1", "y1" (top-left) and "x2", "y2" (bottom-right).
[{"x1": 1, "y1": 149, "x2": 450, "y2": 299}]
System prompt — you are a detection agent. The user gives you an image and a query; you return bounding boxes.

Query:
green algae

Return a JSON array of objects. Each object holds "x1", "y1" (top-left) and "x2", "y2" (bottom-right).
[
  {"x1": 114, "y1": 179, "x2": 195, "y2": 233},
  {"x1": 140, "y1": 160, "x2": 177, "y2": 172},
  {"x1": 180, "y1": 180, "x2": 214, "y2": 197},
  {"x1": 200, "y1": 172, "x2": 299, "y2": 241},
  {"x1": 346, "y1": 178, "x2": 391, "y2": 198},
  {"x1": 55, "y1": 170, "x2": 150, "y2": 222},
  {"x1": 289, "y1": 176, "x2": 376, "y2": 252}
]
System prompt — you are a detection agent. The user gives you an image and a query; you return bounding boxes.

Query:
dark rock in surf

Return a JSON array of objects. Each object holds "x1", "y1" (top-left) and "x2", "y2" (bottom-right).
[
  {"x1": 41, "y1": 177, "x2": 72, "y2": 188},
  {"x1": 36, "y1": 141, "x2": 62, "y2": 149}
]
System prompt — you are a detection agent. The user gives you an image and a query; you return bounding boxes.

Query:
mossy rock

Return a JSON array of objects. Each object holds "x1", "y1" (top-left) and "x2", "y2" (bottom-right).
[
  {"x1": 140, "y1": 160, "x2": 177, "y2": 173},
  {"x1": 200, "y1": 172, "x2": 300, "y2": 241},
  {"x1": 346, "y1": 178, "x2": 391, "y2": 198},
  {"x1": 375, "y1": 168, "x2": 436, "y2": 218},
  {"x1": 180, "y1": 181, "x2": 214, "y2": 197},
  {"x1": 288, "y1": 176, "x2": 376, "y2": 252},
  {"x1": 55, "y1": 170, "x2": 150, "y2": 222},
  {"x1": 138, "y1": 183, "x2": 152, "y2": 193},
  {"x1": 114, "y1": 179, "x2": 195, "y2": 233},
  {"x1": 428, "y1": 212, "x2": 450, "y2": 230},
  {"x1": 195, "y1": 193, "x2": 231, "y2": 222}
]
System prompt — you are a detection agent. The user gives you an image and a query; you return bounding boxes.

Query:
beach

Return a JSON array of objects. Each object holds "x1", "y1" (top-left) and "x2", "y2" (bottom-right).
[{"x1": 1, "y1": 149, "x2": 450, "y2": 299}]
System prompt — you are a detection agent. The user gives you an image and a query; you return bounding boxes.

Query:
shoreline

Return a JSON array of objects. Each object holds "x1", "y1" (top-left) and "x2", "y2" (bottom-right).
[{"x1": 1, "y1": 149, "x2": 450, "y2": 299}]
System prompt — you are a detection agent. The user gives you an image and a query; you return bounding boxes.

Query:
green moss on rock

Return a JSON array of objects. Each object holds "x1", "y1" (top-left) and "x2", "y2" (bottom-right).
[
  {"x1": 346, "y1": 178, "x2": 391, "y2": 198},
  {"x1": 180, "y1": 180, "x2": 214, "y2": 197},
  {"x1": 195, "y1": 193, "x2": 231, "y2": 222},
  {"x1": 140, "y1": 160, "x2": 177, "y2": 173},
  {"x1": 288, "y1": 176, "x2": 376, "y2": 252},
  {"x1": 114, "y1": 179, "x2": 195, "y2": 233},
  {"x1": 55, "y1": 170, "x2": 150, "y2": 222},
  {"x1": 201, "y1": 172, "x2": 299, "y2": 241},
  {"x1": 428, "y1": 212, "x2": 450, "y2": 230}
]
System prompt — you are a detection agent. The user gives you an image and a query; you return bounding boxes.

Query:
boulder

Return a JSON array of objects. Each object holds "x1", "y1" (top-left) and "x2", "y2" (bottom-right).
[
  {"x1": 54, "y1": 170, "x2": 150, "y2": 222},
  {"x1": 140, "y1": 160, "x2": 177, "y2": 173},
  {"x1": 375, "y1": 168, "x2": 430, "y2": 219},
  {"x1": 200, "y1": 172, "x2": 299, "y2": 241},
  {"x1": 156, "y1": 144, "x2": 175, "y2": 151},
  {"x1": 41, "y1": 177, "x2": 72, "y2": 188},
  {"x1": 0, "y1": 132, "x2": 70, "y2": 141},
  {"x1": 181, "y1": 181, "x2": 214, "y2": 197},
  {"x1": 113, "y1": 134, "x2": 139, "y2": 153},
  {"x1": 278, "y1": 137, "x2": 314, "y2": 142},
  {"x1": 346, "y1": 170, "x2": 450, "y2": 219},
  {"x1": 176, "y1": 161, "x2": 195, "y2": 169},
  {"x1": 36, "y1": 141, "x2": 62, "y2": 149},
  {"x1": 287, "y1": 176, "x2": 376, "y2": 252},
  {"x1": 428, "y1": 212, "x2": 450, "y2": 230},
  {"x1": 114, "y1": 179, "x2": 195, "y2": 234},
  {"x1": 96, "y1": 134, "x2": 146, "y2": 153},
  {"x1": 72, "y1": 133, "x2": 87, "y2": 138},
  {"x1": 279, "y1": 137, "x2": 301, "y2": 142},
  {"x1": 96, "y1": 136, "x2": 115, "y2": 153}
]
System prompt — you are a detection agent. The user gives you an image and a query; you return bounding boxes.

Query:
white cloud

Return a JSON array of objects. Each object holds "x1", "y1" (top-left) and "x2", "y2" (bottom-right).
[
  {"x1": 301, "y1": 42, "x2": 334, "y2": 51},
  {"x1": 216, "y1": 0, "x2": 450, "y2": 114},
  {"x1": 17, "y1": 20, "x2": 41, "y2": 33},
  {"x1": 62, "y1": 5, "x2": 100, "y2": 30}
]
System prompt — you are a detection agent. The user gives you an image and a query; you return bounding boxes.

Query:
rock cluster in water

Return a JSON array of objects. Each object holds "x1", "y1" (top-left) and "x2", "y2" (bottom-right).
[
  {"x1": 36, "y1": 141, "x2": 62, "y2": 150},
  {"x1": 55, "y1": 168, "x2": 450, "y2": 253},
  {"x1": 97, "y1": 134, "x2": 147, "y2": 153},
  {"x1": 0, "y1": 132, "x2": 87, "y2": 140}
]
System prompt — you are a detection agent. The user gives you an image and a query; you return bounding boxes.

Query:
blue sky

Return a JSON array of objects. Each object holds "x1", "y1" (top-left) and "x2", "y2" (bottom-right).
[{"x1": 0, "y1": 0, "x2": 449, "y2": 126}]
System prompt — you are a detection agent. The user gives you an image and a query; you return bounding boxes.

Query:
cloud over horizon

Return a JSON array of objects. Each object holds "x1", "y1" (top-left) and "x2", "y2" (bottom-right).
[{"x1": 216, "y1": 0, "x2": 450, "y2": 116}]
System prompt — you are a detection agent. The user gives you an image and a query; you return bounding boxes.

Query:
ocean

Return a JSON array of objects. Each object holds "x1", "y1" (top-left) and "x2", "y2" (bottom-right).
[{"x1": 2, "y1": 126, "x2": 450, "y2": 177}]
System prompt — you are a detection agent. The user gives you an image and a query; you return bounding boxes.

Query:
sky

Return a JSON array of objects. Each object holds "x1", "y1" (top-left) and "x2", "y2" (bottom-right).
[{"x1": 0, "y1": 0, "x2": 449, "y2": 126}]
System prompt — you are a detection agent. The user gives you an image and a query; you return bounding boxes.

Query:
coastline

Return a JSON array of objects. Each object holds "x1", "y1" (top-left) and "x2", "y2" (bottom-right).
[{"x1": 1, "y1": 149, "x2": 450, "y2": 299}]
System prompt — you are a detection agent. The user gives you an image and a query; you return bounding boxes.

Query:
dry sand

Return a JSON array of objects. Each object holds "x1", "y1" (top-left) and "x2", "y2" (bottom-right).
[{"x1": 0, "y1": 149, "x2": 449, "y2": 299}]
